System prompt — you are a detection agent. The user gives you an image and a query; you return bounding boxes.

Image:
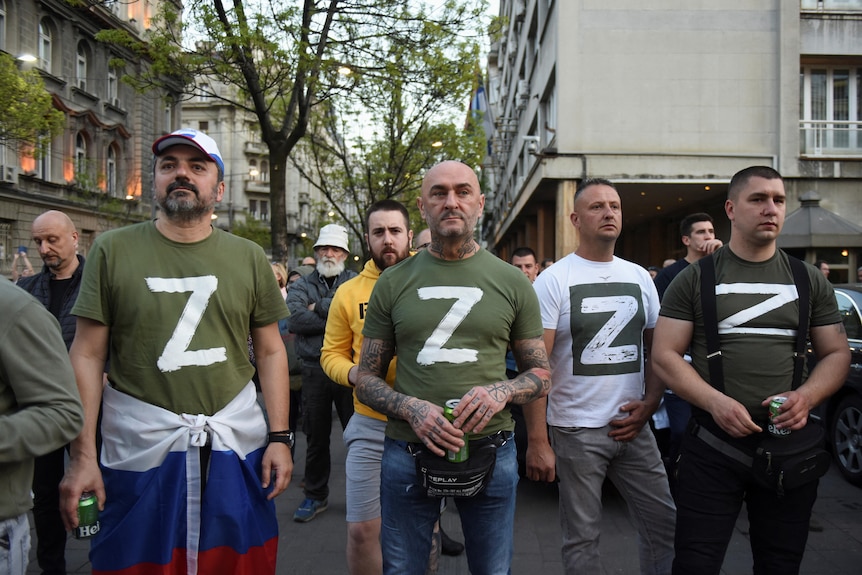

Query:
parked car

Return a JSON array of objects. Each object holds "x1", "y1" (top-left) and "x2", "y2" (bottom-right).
[{"x1": 814, "y1": 284, "x2": 862, "y2": 486}]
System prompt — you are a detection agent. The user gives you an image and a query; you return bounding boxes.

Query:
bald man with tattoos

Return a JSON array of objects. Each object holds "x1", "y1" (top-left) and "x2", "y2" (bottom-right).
[{"x1": 355, "y1": 161, "x2": 551, "y2": 575}]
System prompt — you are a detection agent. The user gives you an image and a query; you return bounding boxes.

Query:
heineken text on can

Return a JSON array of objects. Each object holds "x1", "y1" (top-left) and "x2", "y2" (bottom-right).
[
  {"x1": 768, "y1": 396, "x2": 791, "y2": 437},
  {"x1": 74, "y1": 492, "x2": 101, "y2": 539},
  {"x1": 444, "y1": 399, "x2": 469, "y2": 462}
]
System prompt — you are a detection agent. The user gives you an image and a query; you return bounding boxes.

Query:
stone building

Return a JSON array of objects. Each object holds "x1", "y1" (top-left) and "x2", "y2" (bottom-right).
[
  {"x1": 0, "y1": 0, "x2": 180, "y2": 278},
  {"x1": 486, "y1": 0, "x2": 862, "y2": 282}
]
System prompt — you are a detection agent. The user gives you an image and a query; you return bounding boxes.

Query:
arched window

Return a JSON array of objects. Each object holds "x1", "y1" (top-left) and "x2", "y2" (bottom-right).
[
  {"x1": 75, "y1": 133, "x2": 87, "y2": 180},
  {"x1": 38, "y1": 19, "x2": 53, "y2": 73},
  {"x1": 261, "y1": 160, "x2": 269, "y2": 182},
  {"x1": 106, "y1": 146, "x2": 117, "y2": 197},
  {"x1": 76, "y1": 42, "x2": 88, "y2": 91},
  {"x1": 248, "y1": 159, "x2": 258, "y2": 180}
]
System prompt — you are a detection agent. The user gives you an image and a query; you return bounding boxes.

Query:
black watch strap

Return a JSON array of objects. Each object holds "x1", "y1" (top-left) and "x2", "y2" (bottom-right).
[{"x1": 268, "y1": 430, "x2": 295, "y2": 448}]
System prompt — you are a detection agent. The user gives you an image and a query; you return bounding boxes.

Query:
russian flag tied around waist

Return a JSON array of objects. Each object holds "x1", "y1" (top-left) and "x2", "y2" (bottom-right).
[{"x1": 92, "y1": 382, "x2": 278, "y2": 575}]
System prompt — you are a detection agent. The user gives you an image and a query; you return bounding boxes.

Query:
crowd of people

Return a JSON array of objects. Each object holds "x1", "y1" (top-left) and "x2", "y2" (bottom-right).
[{"x1": 1, "y1": 128, "x2": 852, "y2": 575}]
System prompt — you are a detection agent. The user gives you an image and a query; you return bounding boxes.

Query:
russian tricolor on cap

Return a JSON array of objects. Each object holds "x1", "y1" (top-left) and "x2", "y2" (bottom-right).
[{"x1": 152, "y1": 129, "x2": 224, "y2": 172}]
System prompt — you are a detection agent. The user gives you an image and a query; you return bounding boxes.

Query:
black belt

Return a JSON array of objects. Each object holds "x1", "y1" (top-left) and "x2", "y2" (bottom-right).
[
  {"x1": 690, "y1": 419, "x2": 753, "y2": 467},
  {"x1": 406, "y1": 430, "x2": 512, "y2": 454}
]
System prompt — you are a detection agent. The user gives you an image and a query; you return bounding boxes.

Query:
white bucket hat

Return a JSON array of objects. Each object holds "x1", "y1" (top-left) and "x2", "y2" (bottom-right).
[{"x1": 313, "y1": 224, "x2": 350, "y2": 252}]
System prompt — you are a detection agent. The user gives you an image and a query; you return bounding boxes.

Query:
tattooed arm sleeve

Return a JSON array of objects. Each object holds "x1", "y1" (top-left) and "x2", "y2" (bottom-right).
[
  {"x1": 355, "y1": 336, "x2": 413, "y2": 421},
  {"x1": 506, "y1": 335, "x2": 552, "y2": 405}
]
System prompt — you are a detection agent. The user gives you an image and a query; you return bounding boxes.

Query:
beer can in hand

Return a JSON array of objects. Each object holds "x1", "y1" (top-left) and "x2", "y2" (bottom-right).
[
  {"x1": 768, "y1": 396, "x2": 791, "y2": 438},
  {"x1": 444, "y1": 399, "x2": 469, "y2": 462},
  {"x1": 74, "y1": 492, "x2": 101, "y2": 539}
]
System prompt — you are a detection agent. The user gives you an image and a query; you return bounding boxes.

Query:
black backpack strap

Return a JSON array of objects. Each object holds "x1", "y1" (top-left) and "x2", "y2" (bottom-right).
[
  {"x1": 788, "y1": 255, "x2": 810, "y2": 391},
  {"x1": 698, "y1": 255, "x2": 724, "y2": 393},
  {"x1": 699, "y1": 252, "x2": 811, "y2": 394}
]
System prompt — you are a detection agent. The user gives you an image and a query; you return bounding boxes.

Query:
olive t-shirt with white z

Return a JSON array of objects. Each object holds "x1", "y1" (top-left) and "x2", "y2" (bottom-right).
[
  {"x1": 73, "y1": 221, "x2": 288, "y2": 416},
  {"x1": 659, "y1": 247, "x2": 840, "y2": 420},
  {"x1": 362, "y1": 248, "x2": 543, "y2": 443}
]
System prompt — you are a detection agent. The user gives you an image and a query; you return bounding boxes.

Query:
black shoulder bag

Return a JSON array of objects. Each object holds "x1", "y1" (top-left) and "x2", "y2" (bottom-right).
[
  {"x1": 410, "y1": 432, "x2": 509, "y2": 498},
  {"x1": 699, "y1": 254, "x2": 830, "y2": 496}
]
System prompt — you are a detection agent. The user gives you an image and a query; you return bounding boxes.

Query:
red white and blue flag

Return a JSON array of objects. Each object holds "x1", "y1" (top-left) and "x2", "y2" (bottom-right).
[{"x1": 91, "y1": 383, "x2": 278, "y2": 575}]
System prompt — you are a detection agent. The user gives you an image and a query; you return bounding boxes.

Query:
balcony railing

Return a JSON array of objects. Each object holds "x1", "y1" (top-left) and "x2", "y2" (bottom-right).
[
  {"x1": 801, "y1": 0, "x2": 862, "y2": 10},
  {"x1": 799, "y1": 120, "x2": 862, "y2": 157}
]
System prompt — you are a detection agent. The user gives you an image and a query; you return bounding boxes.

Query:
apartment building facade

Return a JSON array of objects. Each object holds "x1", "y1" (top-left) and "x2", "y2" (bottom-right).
[
  {"x1": 486, "y1": 0, "x2": 862, "y2": 281},
  {"x1": 0, "y1": 0, "x2": 180, "y2": 277}
]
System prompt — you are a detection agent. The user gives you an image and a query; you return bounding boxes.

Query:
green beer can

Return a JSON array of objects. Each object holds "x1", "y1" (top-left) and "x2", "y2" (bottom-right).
[
  {"x1": 768, "y1": 396, "x2": 791, "y2": 438},
  {"x1": 74, "y1": 492, "x2": 101, "y2": 539},
  {"x1": 444, "y1": 399, "x2": 469, "y2": 463}
]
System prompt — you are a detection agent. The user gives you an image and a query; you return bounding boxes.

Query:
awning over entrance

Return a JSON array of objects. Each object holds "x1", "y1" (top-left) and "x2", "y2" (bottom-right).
[{"x1": 778, "y1": 191, "x2": 862, "y2": 249}]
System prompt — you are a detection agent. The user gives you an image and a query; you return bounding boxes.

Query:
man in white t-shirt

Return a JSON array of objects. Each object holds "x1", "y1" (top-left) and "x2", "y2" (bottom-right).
[{"x1": 526, "y1": 178, "x2": 675, "y2": 574}]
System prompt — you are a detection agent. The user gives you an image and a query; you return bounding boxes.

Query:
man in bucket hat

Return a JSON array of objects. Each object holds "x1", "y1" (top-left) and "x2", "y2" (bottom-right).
[{"x1": 287, "y1": 223, "x2": 357, "y2": 522}]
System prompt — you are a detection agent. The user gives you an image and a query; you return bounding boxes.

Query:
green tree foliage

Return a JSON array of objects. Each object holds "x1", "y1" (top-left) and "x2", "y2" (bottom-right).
[
  {"x1": 231, "y1": 218, "x2": 272, "y2": 250},
  {"x1": 290, "y1": 3, "x2": 489, "y2": 260},
  {"x1": 0, "y1": 53, "x2": 65, "y2": 150},
  {"x1": 95, "y1": 0, "x2": 488, "y2": 262}
]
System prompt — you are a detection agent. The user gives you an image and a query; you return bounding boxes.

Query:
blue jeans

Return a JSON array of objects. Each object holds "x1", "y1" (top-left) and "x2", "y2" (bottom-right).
[
  {"x1": 381, "y1": 434, "x2": 518, "y2": 575},
  {"x1": 551, "y1": 425, "x2": 675, "y2": 575},
  {"x1": 0, "y1": 513, "x2": 31, "y2": 575}
]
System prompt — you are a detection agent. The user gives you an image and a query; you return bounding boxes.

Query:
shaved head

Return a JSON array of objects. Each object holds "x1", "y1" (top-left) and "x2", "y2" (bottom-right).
[{"x1": 31, "y1": 210, "x2": 80, "y2": 278}]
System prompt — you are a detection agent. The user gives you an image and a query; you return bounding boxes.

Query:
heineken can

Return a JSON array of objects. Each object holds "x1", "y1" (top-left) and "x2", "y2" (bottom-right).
[
  {"x1": 74, "y1": 492, "x2": 101, "y2": 539},
  {"x1": 444, "y1": 399, "x2": 469, "y2": 463},
  {"x1": 768, "y1": 396, "x2": 791, "y2": 438}
]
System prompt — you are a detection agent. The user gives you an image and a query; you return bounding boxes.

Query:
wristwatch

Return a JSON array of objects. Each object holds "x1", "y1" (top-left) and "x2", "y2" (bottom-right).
[{"x1": 268, "y1": 430, "x2": 295, "y2": 449}]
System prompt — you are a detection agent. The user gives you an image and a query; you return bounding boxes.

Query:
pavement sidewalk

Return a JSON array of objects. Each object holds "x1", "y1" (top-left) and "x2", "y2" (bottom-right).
[{"x1": 30, "y1": 415, "x2": 862, "y2": 574}]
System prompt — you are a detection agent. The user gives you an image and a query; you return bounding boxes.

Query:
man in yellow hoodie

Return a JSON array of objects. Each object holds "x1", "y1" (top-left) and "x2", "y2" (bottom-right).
[{"x1": 322, "y1": 200, "x2": 460, "y2": 575}]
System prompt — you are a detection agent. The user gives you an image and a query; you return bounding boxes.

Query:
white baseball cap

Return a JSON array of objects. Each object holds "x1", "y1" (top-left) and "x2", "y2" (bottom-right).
[
  {"x1": 313, "y1": 224, "x2": 350, "y2": 252},
  {"x1": 152, "y1": 129, "x2": 224, "y2": 173}
]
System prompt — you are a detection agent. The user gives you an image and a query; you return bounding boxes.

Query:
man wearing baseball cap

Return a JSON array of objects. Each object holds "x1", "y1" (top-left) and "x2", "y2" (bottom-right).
[
  {"x1": 60, "y1": 129, "x2": 292, "y2": 574},
  {"x1": 287, "y1": 223, "x2": 357, "y2": 522}
]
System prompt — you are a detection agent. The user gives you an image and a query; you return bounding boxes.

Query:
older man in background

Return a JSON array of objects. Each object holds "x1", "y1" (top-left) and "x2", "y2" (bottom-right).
[{"x1": 287, "y1": 224, "x2": 357, "y2": 522}]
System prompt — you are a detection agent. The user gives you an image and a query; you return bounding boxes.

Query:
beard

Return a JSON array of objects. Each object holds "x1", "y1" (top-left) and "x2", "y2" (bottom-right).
[
  {"x1": 317, "y1": 257, "x2": 346, "y2": 278},
  {"x1": 158, "y1": 180, "x2": 218, "y2": 223},
  {"x1": 371, "y1": 245, "x2": 410, "y2": 271}
]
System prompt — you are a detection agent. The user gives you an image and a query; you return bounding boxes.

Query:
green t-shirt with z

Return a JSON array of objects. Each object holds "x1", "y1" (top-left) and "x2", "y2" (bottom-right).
[
  {"x1": 362, "y1": 249, "x2": 544, "y2": 442},
  {"x1": 660, "y1": 248, "x2": 840, "y2": 421},
  {"x1": 73, "y1": 221, "x2": 288, "y2": 415}
]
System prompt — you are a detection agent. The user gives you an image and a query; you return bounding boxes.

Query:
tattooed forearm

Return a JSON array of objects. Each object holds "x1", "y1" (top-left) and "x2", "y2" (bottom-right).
[
  {"x1": 508, "y1": 371, "x2": 551, "y2": 404},
  {"x1": 507, "y1": 336, "x2": 551, "y2": 404},
  {"x1": 355, "y1": 337, "x2": 415, "y2": 421},
  {"x1": 512, "y1": 335, "x2": 552, "y2": 372}
]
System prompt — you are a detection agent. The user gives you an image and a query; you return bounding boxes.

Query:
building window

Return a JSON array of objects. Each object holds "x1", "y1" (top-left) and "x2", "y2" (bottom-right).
[
  {"x1": 261, "y1": 160, "x2": 269, "y2": 182},
  {"x1": 107, "y1": 146, "x2": 117, "y2": 197},
  {"x1": 800, "y1": 66, "x2": 862, "y2": 155},
  {"x1": 108, "y1": 71, "x2": 118, "y2": 104},
  {"x1": 37, "y1": 141, "x2": 51, "y2": 180},
  {"x1": 39, "y1": 20, "x2": 52, "y2": 73},
  {"x1": 249, "y1": 199, "x2": 258, "y2": 219},
  {"x1": 77, "y1": 43, "x2": 88, "y2": 91},
  {"x1": 75, "y1": 133, "x2": 87, "y2": 180},
  {"x1": 198, "y1": 84, "x2": 211, "y2": 102},
  {"x1": 0, "y1": 0, "x2": 6, "y2": 52},
  {"x1": 198, "y1": 121, "x2": 209, "y2": 132}
]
